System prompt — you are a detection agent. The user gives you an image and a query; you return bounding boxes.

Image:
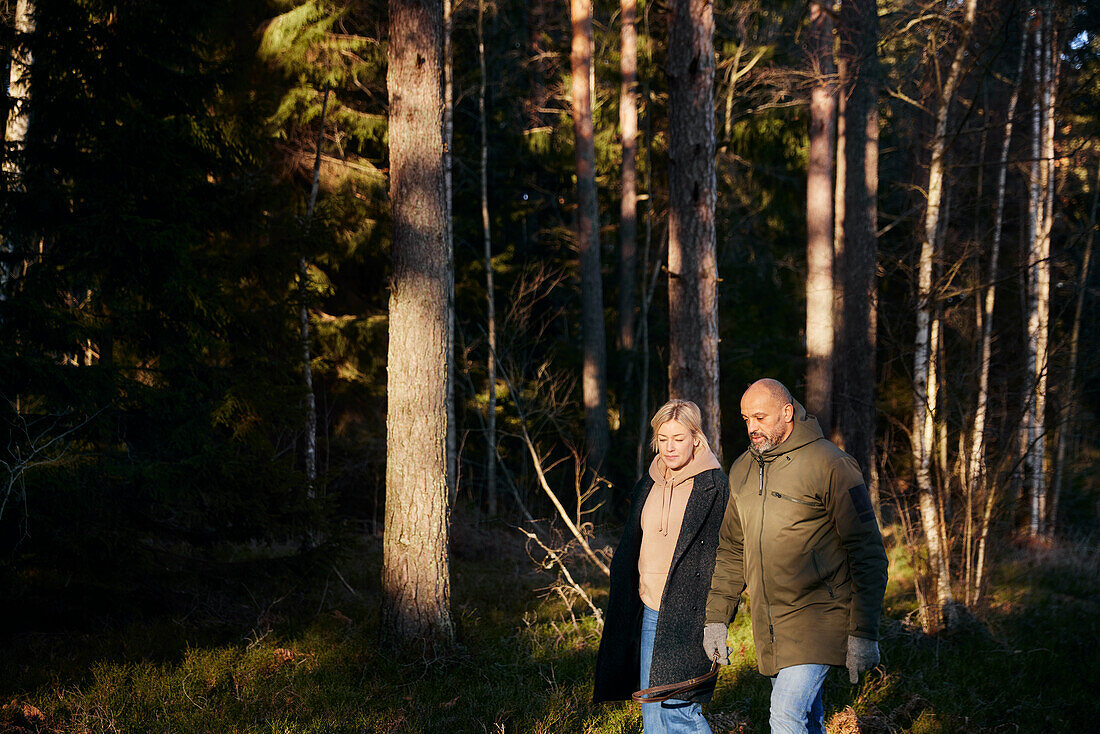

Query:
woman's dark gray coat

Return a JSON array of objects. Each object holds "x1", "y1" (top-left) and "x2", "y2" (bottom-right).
[{"x1": 592, "y1": 467, "x2": 730, "y2": 704}]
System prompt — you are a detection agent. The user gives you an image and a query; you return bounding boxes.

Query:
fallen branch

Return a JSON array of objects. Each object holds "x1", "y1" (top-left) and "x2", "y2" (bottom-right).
[
  {"x1": 518, "y1": 526, "x2": 604, "y2": 627},
  {"x1": 496, "y1": 368, "x2": 610, "y2": 575}
]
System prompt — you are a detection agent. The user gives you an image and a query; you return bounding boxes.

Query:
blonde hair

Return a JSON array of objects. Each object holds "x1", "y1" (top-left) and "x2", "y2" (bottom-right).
[{"x1": 649, "y1": 399, "x2": 709, "y2": 453}]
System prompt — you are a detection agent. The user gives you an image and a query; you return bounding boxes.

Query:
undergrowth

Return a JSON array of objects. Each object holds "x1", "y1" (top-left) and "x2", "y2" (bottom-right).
[{"x1": 1, "y1": 519, "x2": 1096, "y2": 733}]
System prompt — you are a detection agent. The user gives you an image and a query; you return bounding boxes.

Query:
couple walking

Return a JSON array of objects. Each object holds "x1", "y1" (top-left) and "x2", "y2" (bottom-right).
[{"x1": 593, "y1": 379, "x2": 889, "y2": 734}]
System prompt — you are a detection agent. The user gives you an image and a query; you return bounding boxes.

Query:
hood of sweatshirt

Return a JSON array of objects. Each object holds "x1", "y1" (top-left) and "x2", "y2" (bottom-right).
[{"x1": 647, "y1": 443, "x2": 722, "y2": 535}]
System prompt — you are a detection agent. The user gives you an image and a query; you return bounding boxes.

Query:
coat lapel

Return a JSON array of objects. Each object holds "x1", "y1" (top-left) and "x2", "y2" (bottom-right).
[{"x1": 667, "y1": 469, "x2": 718, "y2": 577}]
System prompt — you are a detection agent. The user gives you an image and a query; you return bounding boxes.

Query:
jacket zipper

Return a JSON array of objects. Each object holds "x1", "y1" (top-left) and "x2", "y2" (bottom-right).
[
  {"x1": 770, "y1": 490, "x2": 815, "y2": 506},
  {"x1": 811, "y1": 550, "x2": 836, "y2": 599},
  {"x1": 756, "y1": 457, "x2": 776, "y2": 650}
]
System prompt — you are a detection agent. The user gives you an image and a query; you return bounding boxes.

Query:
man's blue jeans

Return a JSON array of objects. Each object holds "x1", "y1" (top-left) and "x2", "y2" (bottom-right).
[
  {"x1": 769, "y1": 663, "x2": 830, "y2": 734},
  {"x1": 639, "y1": 604, "x2": 713, "y2": 734}
]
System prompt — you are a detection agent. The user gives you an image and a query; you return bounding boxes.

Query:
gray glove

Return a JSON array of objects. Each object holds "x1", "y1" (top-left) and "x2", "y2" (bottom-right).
[
  {"x1": 702, "y1": 623, "x2": 730, "y2": 665},
  {"x1": 846, "y1": 635, "x2": 880, "y2": 683}
]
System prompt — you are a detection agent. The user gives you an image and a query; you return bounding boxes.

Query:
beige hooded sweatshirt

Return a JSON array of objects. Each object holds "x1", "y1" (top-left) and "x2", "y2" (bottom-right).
[{"x1": 638, "y1": 444, "x2": 722, "y2": 610}]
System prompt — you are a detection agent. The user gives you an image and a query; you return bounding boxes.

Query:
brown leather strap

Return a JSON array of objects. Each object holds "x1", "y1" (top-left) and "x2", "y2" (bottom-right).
[{"x1": 631, "y1": 659, "x2": 720, "y2": 704}]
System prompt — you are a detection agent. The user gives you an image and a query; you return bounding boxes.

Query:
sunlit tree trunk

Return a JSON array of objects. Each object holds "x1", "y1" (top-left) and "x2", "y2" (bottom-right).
[
  {"x1": 805, "y1": 2, "x2": 836, "y2": 432},
  {"x1": 911, "y1": 0, "x2": 976, "y2": 630},
  {"x1": 969, "y1": 23, "x2": 1026, "y2": 607},
  {"x1": 382, "y1": 0, "x2": 454, "y2": 649},
  {"x1": 618, "y1": 0, "x2": 638, "y2": 354},
  {"x1": 1, "y1": 0, "x2": 34, "y2": 300},
  {"x1": 478, "y1": 0, "x2": 498, "y2": 516},
  {"x1": 1026, "y1": 4, "x2": 1055, "y2": 538},
  {"x1": 833, "y1": 0, "x2": 879, "y2": 496},
  {"x1": 667, "y1": 0, "x2": 720, "y2": 454},
  {"x1": 636, "y1": 63, "x2": 655, "y2": 479},
  {"x1": 3, "y1": 0, "x2": 33, "y2": 184},
  {"x1": 569, "y1": 0, "x2": 610, "y2": 480}
]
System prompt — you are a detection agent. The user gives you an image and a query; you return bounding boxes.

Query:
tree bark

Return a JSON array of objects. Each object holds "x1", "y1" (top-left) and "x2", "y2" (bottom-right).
[
  {"x1": 667, "y1": 0, "x2": 720, "y2": 455},
  {"x1": 444, "y1": 0, "x2": 457, "y2": 507},
  {"x1": 382, "y1": 0, "x2": 454, "y2": 649},
  {"x1": 909, "y1": 0, "x2": 976, "y2": 630},
  {"x1": 969, "y1": 19, "x2": 1026, "y2": 607},
  {"x1": 1, "y1": 0, "x2": 34, "y2": 300},
  {"x1": 1026, "y1": 3, "x2": 1055, "y2": 538},
  {"x1": 805, "y1": 2, "x2": 837, "y2": 431},
  {"x1": 300, "y1": 86, "x2": 329, "y2": 496},
  {"x1": 618, "y1": 0, "x2": 639, "y2": 354},
  {"x1": 833, "y1": 0, "x2": 880, "y2": 493},
  {"x1": 569, "y1": 0, "x2": 611, "y2": 479},
  {"x1": 478, "y1": 0, "x2": 498, "y2": 516},
  {"x1": 1051, "y1": 164, "x2": 1098, "y2": 534}
]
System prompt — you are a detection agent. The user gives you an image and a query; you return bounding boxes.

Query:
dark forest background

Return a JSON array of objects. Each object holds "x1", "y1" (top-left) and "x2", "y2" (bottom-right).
[{"x1": 1, "y1": 0, "x2": 1098, "y2": 731}]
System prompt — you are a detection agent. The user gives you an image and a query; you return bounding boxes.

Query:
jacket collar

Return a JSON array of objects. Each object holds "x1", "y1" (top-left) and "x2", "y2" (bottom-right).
[{"x1": 751, "y1": 398, "x2": 824, "y2": 462}]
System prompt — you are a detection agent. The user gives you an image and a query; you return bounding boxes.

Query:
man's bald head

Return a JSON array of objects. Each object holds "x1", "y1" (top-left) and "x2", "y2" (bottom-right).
[
  {"x1": 744, "y1": 378, "x2": 793, "y2": 409},
  {"x1": 740, "y1": 378, "x2": 795, "y2": 453}
]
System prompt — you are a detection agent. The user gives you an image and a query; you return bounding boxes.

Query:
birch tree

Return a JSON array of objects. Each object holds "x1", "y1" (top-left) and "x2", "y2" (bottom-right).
[
  {"x1": 1025, "y1": 2, "x2": 1057, "y2": 538},
  {"x1": 300, "y1": 86, "x2": 329, "y2": 494},
  {"x1": 1050, "y1": 165, "x2": 1097, "y2": 534},
  {"x1": 910, "y1": 0, "x2": 977, "y2": 631},
  {"x1": 381, "y1": 0, "x2": 454, "y2": 648},
  {"x1": 967, "y1": 19, "x2": 1026, "y2": 607},
  {"x1": 667, "y1": 0, "x2": 720, "y2": 453}
]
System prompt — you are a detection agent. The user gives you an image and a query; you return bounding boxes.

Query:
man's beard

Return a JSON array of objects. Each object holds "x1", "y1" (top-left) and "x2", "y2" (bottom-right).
[{"x1": 749, "y1": 425, "x2": 786, "y2": 455}]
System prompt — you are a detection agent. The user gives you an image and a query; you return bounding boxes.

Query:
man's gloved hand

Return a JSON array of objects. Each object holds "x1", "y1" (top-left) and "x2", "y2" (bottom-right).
[
  {"x1": 702, "y1": 623, "x2": 730, "y2": 665},
  {"x1": 846, "y1": 635, "x2": 880, "y2": 683}
]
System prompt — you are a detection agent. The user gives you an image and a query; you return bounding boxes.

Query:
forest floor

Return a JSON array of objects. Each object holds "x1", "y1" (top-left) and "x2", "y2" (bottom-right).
[{"x1": 1, "y1": 511, "x2": 1098, "y2": 733}]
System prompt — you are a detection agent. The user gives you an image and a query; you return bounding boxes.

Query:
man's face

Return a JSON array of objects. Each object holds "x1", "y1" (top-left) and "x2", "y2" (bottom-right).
[{"x1": 740, "y1": 387, "x2": 794, "y2": 454}]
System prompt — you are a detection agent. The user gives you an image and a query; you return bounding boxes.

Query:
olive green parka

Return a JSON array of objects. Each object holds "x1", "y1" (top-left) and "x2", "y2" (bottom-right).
[{"x1": 705, "y1": 401, "x2": 888, "y2": 676}]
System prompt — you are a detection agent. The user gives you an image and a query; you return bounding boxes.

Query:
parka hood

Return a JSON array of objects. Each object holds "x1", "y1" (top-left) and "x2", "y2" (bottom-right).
[{"x1": 754, "y1": 398, "x2": 824, "y2": 460}]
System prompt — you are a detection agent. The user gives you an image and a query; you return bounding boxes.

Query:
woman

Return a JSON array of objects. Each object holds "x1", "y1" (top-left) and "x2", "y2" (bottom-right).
[{"x1": 593, "y1": 399, "x2": 730, "y2": 733}]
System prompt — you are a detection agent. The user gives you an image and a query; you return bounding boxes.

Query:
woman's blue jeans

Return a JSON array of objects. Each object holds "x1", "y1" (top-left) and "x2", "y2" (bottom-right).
[
  {"x1": 768, "y1": 663, "x2": 830, "y2": 734},
  {"x1": 639, "y1": 604, "x2": 713, "y2": 734}
]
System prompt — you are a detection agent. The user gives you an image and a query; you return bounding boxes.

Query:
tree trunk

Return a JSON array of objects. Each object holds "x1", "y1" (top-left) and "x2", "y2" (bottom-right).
[
  {"x1": 618, "y1": 0, "x2": 639, "y2": 354},
  {"x1": 3, "y1": 0, "x2": 32, "y2": 180},
  {"x1": 910, "y1": 0, "x2": 976, "y2": 630},
  {"x1": 382, "y1": 0, "x2": 454, "y2": 649},
  {"x1": 968, "y1": 21, "x2": 1026, "y2": 607},
  {"x1": 636, "y1": 69, "x2": 655, "y2": 479},
  {"x1": 805, "y1": 2, "x2": 837, "y2": 432},
  {"x1": 833, "y1": 0, "x2": 880, "y2": 494},
  {"x1": 444, "y1": 0, "x2": 457, "y2": 507},
  {"x1": 300, "y1": 86, "x2": 330, "y2": 496},
  {"x1": 1, "y1": 0, "x2": 34, "y2": 299},
  {"x1": 1051, "y1": 164, "x2": 1098, "y2": 534},
  {"x1": 667, "y1": 0, "x2": 720, "y2": 454},
  {"x1": 1026, "y1": 3, "x2": 1055, "y2": 538},
  {"x1": 478, "y1": 0, "x2": 498, "y2": 516},
  {"x1": 569, "y1": 0, "x2": 610, "y2": 480}
]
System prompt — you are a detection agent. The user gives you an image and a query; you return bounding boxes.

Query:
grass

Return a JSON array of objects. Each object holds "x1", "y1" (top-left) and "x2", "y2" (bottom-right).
[{"x1": 1, "y1": 519, "x2": 1098, "y2": 733}]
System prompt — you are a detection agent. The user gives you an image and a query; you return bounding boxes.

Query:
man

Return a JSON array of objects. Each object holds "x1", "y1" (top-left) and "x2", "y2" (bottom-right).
[{"x1": 703, "y1": 378, "x2": 888, "y2": 733}]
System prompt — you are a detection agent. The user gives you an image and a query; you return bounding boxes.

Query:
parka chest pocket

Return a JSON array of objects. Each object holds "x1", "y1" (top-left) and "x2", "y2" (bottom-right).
[{"x1": 767, "y1": 490, "x2": 825, "y2": 523}]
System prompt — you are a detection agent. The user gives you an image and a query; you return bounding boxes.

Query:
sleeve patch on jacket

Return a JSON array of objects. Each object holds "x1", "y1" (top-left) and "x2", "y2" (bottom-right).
[{"x1": 848, "y1": 484, "x2": 875, "y2": 523}]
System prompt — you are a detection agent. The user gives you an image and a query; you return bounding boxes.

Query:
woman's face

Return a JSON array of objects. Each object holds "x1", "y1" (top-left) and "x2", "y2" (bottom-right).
[{"x1": 656, "y1": 419, "x2": 697, "y2": 471}]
